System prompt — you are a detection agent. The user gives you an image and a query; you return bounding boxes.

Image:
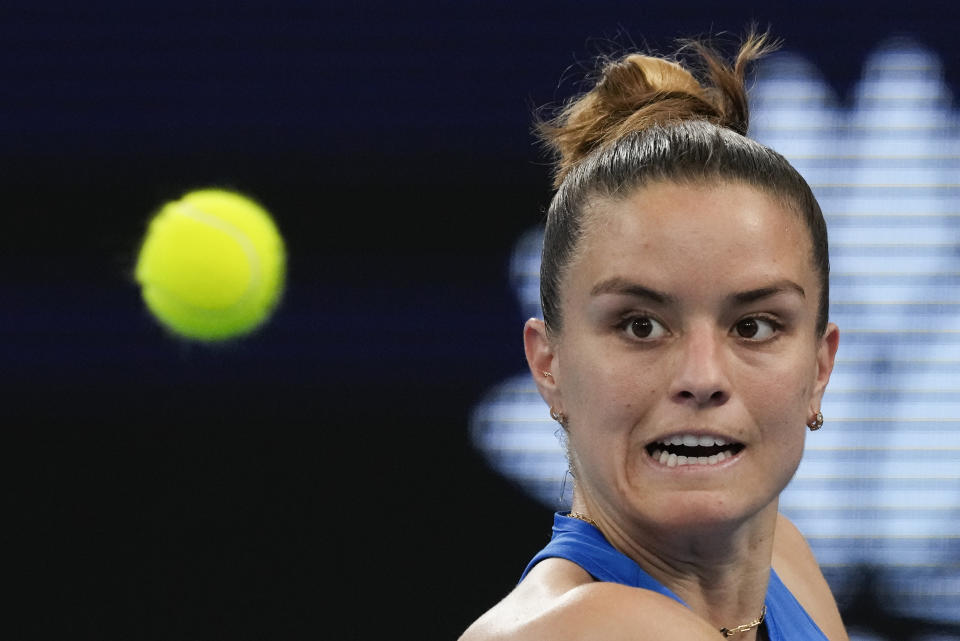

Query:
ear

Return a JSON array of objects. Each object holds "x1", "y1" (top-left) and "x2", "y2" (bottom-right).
[
  {"x1": 809, "y1": 322, "x2": 840, "y2": 414},
  {"x1": 523, "y1": 318, "x2": 561, "y2": 408}
]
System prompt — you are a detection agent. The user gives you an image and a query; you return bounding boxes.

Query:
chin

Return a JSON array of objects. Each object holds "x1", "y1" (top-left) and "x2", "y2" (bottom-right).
[{"x1": 629, "y1": 490, "x2": 780, "y2": 535}]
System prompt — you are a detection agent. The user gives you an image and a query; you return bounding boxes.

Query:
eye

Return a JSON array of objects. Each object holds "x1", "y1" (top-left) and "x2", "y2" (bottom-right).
[
  {"x1": 733, "y1": 316, "x2": 778, "y2": 340},
  {"x1": 624, "y1": 316, "x2": 668, "y2": 340}
]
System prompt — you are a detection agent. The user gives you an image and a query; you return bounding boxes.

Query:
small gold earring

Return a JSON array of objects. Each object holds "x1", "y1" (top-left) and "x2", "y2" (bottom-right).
[
  {"x1": 807, "y1": 410, "x2": 824, "y2": 431},
  {"x1": 542, "y1": 371, "x2": 553, "y2": 378},
  {"x1": 549, "y1": 407, "x2": 567, "y2": 426}
]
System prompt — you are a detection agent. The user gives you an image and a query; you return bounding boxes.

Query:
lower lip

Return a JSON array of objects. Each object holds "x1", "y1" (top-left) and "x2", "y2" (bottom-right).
[{"x1": 644, "y1": 447, "x2": 744, "y2": 472}]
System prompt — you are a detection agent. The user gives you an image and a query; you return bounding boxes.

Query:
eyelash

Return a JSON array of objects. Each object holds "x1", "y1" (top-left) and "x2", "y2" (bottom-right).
[
  {"x1": 616, "y1": 314, "x2": 669, "y2": 341},
  {"x1": 615, "y1": 314, "x2": 785, "y2": 342},
  {"x1": 732, "y1": 314, "x2": 784, "y2": 341}
]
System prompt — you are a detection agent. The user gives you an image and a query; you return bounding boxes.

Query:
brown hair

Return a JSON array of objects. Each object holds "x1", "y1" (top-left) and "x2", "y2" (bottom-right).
[{"x1": 536, "y1": 31, "x2": 830, "y2": 336}]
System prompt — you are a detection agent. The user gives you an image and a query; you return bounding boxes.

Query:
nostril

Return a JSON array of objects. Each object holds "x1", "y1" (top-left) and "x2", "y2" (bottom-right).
[{"x1": 674, "y1": 388, "x2": 728, "y2": 405}]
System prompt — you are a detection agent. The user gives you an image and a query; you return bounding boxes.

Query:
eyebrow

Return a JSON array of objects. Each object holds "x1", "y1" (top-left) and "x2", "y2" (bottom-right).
[
  {"x1": 590, "y1": 277, "x2": 806, "y2": 305},
  {"x1": 730, "y1": 280, "x2": 806, "y2": 305},
  {"x1": 590, "y1": 277, "x2": 676, "y2": 304}
]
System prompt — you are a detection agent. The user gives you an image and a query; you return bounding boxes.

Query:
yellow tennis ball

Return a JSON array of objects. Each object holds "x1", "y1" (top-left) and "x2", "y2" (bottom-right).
[{"x1": 135, "y1": 188, "x2": 286, "y2": 341}]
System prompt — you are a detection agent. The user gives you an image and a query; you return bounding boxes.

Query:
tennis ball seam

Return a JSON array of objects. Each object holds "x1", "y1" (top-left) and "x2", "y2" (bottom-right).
[
  {"x1": 172, "y1": 200, "x2": 263, "y2": 314},
  {"x1": 136, "y1": 189, "x2": 286, "y2": 341}
]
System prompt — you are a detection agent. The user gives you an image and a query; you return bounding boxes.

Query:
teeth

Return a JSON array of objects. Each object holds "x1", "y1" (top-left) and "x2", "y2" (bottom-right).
[
  {"x1": 653, "y1": 449, "x2": 737, "y2": 466},
  {"x1": 658, "y1": 434, "x2": 735, "y2": 448}
]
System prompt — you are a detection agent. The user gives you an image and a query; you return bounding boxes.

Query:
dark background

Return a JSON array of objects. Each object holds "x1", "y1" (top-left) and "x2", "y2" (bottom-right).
[{"x1": 5, "y1": 2, "x2": 960, "y2": 639}]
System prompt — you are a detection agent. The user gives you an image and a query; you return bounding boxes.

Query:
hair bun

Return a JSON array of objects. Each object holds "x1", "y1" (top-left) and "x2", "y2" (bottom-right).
[{"x1": 538, "y1": 32, "x2": 777, "y2": 187}]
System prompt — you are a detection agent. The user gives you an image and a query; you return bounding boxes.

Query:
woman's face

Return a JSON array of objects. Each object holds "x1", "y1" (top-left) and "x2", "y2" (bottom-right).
[{"x1": 526, "y1": 180, "x2": 838, "y2": 533}]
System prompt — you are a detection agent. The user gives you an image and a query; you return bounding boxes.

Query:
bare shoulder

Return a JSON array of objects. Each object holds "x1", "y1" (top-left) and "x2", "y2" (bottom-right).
[
  {"x1": 772, "y1": 513, "x2": 850, "y2": 641},
  {"x1": 458, "y1": 558, "x2": 719, "y2": 641}
]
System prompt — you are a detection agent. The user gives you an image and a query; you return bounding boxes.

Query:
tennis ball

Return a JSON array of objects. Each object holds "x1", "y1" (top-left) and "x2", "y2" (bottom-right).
[{"x1": 135, "y1": 188, "x2": 286, "y2": 341}]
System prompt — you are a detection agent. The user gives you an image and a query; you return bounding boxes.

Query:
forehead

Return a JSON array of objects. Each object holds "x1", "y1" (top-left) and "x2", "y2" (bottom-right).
[{"x1": 571, "y1": 180, "x2": 814, "y2": 295}]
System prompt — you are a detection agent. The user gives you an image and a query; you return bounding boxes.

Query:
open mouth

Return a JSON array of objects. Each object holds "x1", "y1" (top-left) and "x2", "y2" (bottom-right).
[{"x1": 645, "y1": 434, "x2": 745, "y2": 468}]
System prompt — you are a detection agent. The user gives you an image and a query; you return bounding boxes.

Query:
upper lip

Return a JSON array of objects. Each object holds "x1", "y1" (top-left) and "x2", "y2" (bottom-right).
[{"x1": 646, "y1": 431, "x2": 744, "y2": 448}]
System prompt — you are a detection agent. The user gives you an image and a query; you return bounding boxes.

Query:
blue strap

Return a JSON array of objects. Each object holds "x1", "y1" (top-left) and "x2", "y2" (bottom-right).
[{"x1": 520, "y1": 513, "x2": 830, "y2": 641}]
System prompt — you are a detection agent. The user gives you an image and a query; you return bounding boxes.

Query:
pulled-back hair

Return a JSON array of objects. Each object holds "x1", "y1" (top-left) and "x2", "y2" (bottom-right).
[{"x1": 536, "y1": 31, "x2": 830, "y2": 336}]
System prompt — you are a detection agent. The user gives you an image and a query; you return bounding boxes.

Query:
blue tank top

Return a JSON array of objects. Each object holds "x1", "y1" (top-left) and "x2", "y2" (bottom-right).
[{"x1": 520, "y1": 513, "x2": 830, "y2": 641}]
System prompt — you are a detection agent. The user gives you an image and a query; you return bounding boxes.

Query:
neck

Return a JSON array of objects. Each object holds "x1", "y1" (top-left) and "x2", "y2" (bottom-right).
[{"x1": 569, "y1": 498, "x2": 778, "y2": 639}]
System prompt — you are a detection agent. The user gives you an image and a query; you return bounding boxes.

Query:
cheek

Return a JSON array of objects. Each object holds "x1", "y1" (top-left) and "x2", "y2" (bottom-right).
[
  {"x1": 741, "y1": 345, "x2": 817, "y2": 401},
  {"x1": 619, "y1": 383, "x2": 661, "y2": 417},
  {"x1": 735, "y1": 353, "x2": 816, "y2": 436},
  {"x1": 564, "y1": 345, "x2": 660, "y2": 417}
]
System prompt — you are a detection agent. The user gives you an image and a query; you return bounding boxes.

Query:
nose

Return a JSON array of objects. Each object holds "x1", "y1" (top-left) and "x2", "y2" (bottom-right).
[{"x1": 669, "y1": 323, "x2": 731, "y2": 408}]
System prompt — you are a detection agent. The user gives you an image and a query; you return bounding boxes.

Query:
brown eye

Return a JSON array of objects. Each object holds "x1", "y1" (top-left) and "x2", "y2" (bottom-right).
[
  {"x1": 633, "y1": 318, "x2": 653, "y2": 337},
  {"x1": 736, "y1": 318, "x2": 758, "y2": 338},
  {"x1": 625, "y1": 316, "x2": 666, "y2": 340},
  {"x1": 734, "y1": 317, "x2": 777, "y2": 340}
]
